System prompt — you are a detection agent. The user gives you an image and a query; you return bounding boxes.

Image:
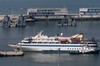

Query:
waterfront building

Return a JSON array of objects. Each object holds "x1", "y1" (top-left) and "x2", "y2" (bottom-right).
[
  {"x1": 27, "y1": 8, "x2": 68, "y2": 20},
  {"x1": 79, "y1": 8, "x2": 100, "y2": 18}
]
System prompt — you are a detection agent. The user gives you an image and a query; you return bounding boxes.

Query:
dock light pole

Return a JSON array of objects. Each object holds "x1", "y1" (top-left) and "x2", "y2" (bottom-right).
[
  {"x1": 20, "y1": 8, "x2": 23, "y2": 15},
  {"x1": 12, "y1": 8, "x2": 13, "y2": 15},
  {"x1": 9, "y1": 8, "x2": 14, "y2": 17},
  {"x1": 5, "y1": 8, "x2": 8, "y2": 15}
]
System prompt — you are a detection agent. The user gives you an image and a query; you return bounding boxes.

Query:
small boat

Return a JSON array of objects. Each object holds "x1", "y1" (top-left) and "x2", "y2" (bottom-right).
[
  {"x1": 9, "y1": 31, "x2": 100, "y2": 54},
  {"x1": 57, "y1": 19, "x2": 68, "y2": 26},
  {"x1": 0, "y1": 51, "x2": 24, "y2": 57}
]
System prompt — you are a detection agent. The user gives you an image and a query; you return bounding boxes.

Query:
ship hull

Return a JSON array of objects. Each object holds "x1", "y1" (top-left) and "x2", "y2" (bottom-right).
[{"x1": 9, "y1": 43, "x2": 99, "y2": 54}]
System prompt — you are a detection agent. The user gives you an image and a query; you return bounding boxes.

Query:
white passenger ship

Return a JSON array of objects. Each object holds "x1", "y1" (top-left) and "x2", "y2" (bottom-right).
[{"x1": 9, "y1": 31, "x2": 99, "y2": 54}]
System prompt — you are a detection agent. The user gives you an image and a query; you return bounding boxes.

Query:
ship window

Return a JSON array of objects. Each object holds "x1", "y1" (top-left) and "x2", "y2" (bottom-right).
[
  {"x1": 23, "y1": 42, "x2": 31, "y2": 43},
  {"x1": 76, "y1": 48, "x2": 78, "y2": 50}
]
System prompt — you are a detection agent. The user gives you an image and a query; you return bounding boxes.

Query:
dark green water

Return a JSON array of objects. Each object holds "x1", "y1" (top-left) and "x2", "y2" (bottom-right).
[{"x1": 0, "y1": 0, "x2": 100, "y2": 66}]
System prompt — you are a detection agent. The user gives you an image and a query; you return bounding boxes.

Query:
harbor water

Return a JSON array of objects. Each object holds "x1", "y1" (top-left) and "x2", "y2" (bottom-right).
[{"x1": 0, "y1": 0, "x2": 100, "y2": 66}]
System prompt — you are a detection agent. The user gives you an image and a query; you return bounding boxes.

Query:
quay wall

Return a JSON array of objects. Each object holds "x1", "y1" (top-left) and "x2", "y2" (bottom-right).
[{"x1": 1, "y1": 14, "x2": 100, "y2": 22}]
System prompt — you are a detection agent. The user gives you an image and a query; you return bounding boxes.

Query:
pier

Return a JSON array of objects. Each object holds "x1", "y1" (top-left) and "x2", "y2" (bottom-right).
[
  {"x1": 0, "y1": 7, "x2": 100, "y2": 27},
  {"x1": 26, "y1": 8, "x2": 100, "y2": 21}
]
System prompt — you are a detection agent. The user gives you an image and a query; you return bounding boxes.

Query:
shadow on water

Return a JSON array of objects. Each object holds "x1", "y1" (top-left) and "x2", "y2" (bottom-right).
[
  {"x1": 23, "y1": 52, "x2": 100, "y2": 64},
  {"x1": 0, "y1": 51, "x2": 100, "y2": 66}
]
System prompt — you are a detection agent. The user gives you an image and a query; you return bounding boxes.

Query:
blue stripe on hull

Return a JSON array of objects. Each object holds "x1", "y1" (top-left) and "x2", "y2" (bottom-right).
[{"x1": 42, "y1": 50, "x2": 70, "y2": 53}]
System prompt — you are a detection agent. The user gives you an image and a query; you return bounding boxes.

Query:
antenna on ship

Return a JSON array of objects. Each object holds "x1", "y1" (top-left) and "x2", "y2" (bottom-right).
[{"x1": 36, "y1": 30, "x2": 43, "y2": 37}]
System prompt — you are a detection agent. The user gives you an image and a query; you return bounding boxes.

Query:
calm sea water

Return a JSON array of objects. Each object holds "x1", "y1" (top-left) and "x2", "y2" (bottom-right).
[
  {"x1": 0, "y1": 0, "x2": 100, "y2": 66},
  {"x1": 0, "y1": 0, "x2": 100, "y2": 14}
]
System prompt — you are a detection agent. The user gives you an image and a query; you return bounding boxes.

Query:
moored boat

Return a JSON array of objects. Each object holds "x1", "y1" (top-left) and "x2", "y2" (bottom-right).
[
  {"x1": 9, "y1": 31, "x2": 99, "y2": 54},
  {"x1": 0, "y1": 51, "x2": 24, "y2": 57},
  {"x1": 57, "y1": 19, "x2": 68, "y2": 26}
]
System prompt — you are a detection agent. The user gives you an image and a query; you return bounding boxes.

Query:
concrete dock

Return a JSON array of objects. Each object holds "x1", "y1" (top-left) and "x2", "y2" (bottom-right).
[
  {"x1": 1, "y1": 8, "x2": 100, "y2": 22},
  {"x1": 0, "y1": 14, "x2": 100, "y2": 23}
]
